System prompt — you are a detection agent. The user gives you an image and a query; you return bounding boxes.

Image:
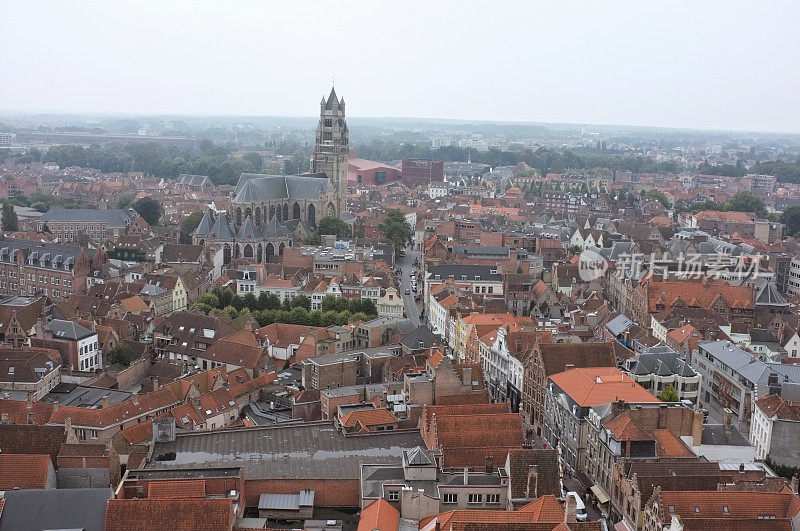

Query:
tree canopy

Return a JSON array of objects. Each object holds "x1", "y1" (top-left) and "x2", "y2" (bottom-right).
[
  {"x1": 1, "y1": 201, "x2": 18, "y2": 232},
  {"x1": 181, "y1": 210, "x2": 205, "y2": 234},
  {"x1": 658, "y1": 385, "x2": 680, "y2": 403},
  {"x1": 133, "y1": 197, "x2": 163, "y2": 225},
  {"x1": 317, "y1": 216, "x2": 350, "y2": 238},
  {"x1": 108, "y1": 343, "x2": 133, "y2": 367},
  {"x1": 379, "y1": 210, "x2": 412, "y2": 253}
]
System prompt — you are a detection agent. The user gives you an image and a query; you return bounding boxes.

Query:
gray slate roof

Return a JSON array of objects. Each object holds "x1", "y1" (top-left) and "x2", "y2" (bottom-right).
[
  {"x1": 426, "y1": 264, "x2": 501, "y2": 282},
  {"x1": 147, "y1": 422, "x2": 425, "y2": 480},
  {"x1": 606, "y1": 314, "x2": 634, "y2": 337},
  {"x1": 263, "y1": 215, "x2": 289, "y2": 239},
  {"x1": 238, "y1": 215, "x2": 258, "y2": 240},
  {"x1": 258, "y1": 491, "x2": 315, "y2": 510},
  {"x1": 40, "y1": 208, "x2": 133, "y2": 227},
  {"x1": 209, "y1": 211, "x2": 235, "y2": 239},
  {"x1": 755, "y1": 282, "x2": 789, "y2": 307},
  {"x1": 400, "y1": 325, "x2": 438, "y2": 350},
  {"x1": 194, "y1": 209, "x2": 215, "y2": 236},
  {"x1": 626, "y1": 348, "x2": 697, "y2": 378},
  {"x1": 234, "y1": 173, "x2": 331, "y2": 203},
  {"x1": 177, "y1": 174, "x2": 212, "y2": 187},
  {"x1": 44, "y1": 319, "x2": 95, "y2": 340},
  {"x1": 0, "y1": 488, "x2": 112, "y2": 531}
]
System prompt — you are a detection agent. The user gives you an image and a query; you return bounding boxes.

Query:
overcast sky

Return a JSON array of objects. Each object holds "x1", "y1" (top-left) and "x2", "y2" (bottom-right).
[{"x1": 1, "y1": 1, "x2": 798, "y2": 132}]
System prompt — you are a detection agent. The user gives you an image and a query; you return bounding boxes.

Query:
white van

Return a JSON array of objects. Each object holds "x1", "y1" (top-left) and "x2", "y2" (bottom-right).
[{"x1": 566, "y1": 491, "x2": 588, "y2": 521}]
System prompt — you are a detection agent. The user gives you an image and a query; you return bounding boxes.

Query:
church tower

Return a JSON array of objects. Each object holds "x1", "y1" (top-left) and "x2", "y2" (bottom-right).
[{"x1": 312, "y1": 86, "x2": 349, "y2": 218}]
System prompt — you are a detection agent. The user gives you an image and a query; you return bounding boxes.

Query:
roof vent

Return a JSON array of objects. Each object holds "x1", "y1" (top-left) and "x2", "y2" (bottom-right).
[{"x1": 595, "y1": 376, "x2": 602, "y2": 383}]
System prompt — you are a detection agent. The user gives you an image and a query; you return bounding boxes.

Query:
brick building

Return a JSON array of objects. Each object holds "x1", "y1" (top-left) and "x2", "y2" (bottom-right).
[
  {"x1": 401, "y1": 159, "x2": 444, "y2": 187},
  {"x1": 0, "y1": 238, "x2": 107, "y2": 301}
]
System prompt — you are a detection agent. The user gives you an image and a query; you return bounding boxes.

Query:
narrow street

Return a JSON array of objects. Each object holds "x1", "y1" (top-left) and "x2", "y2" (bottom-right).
[{"x1": 395, "y1": 246, "x2": 422, "y2": 327}]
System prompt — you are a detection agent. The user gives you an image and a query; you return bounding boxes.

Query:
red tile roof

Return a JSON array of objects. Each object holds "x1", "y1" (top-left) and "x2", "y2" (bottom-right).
[
  {"x1": 104, "y1": 498, "x2": 233, "y2": 531},
  {"x1": 0, "y1": 454, "x2": 51, "y2": 489},
  {"x1": 148, "y1": 480, "x2": 206, "y2": 499},
  {"x1": 120, "y1": 419, "x2": 154, "y2": 445},
  {"x1": 549, "y1": 367, "x2": 659, "y2": 407},
  {"x1": 653, "y1": 490, "x2": 800, "y2": 524},
  {"x1": 651, "y1": 429, "x2": 694, "y2": 457},
  {"x1": 48, "y1": 387, "x2": 181, "y2": 429},
  {"x1": 357, "y1": 498, "x2": 399, "y2": 531},
  {"x1": 340, "y1": 408, "x2": 398, "y2": 429},
  {"x1": 755, "y1": 394, "x2": 800, "y2": 421},
  {"x1": 694, "y1": 210, "x2": 753, "y2": 223}
]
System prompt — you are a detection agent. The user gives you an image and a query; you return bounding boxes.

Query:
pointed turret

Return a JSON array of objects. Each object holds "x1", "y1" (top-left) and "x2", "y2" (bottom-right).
[
  {"x1": 194, "y1": 209, "x2": 216, "y2": 237},
  {"x1": 238, "y1": 215, "x2": 257, "y2": 240},
  {"x1": 263, "y1": 215, "x2": 289, "y2": 239},
  {"x1": 209, "y1": 211, "x2": 235, "y2": 240},
  {"x1": 325, "y1": 86, "x2": 339, "y2": 109}
]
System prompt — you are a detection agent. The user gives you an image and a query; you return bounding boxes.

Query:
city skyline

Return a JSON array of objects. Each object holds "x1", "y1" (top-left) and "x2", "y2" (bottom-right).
[{"x1": 1, "y1": 0, "x2": 799, "y2": 133}]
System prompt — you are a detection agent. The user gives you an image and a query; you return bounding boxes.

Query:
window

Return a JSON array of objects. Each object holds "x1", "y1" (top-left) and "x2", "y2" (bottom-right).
[
  {"x1": 387, "y1": 490, "x2": 399, "y2": 502},
  {"x1": 468, "y1": 494, "x2": 483, "y2": 504},
  {"x1": 486, "y1": 494, "x2": 500, "y2": 504},
  {"x1": 443, "y1": 493, "x2": 457, "y2": 504}
]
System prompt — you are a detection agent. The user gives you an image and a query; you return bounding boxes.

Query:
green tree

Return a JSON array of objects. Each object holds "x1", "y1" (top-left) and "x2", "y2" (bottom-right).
[
  {"x1": 262, "y1": 293, "x2": 282, "y2": 310},
  {"x1": 117, "y1": 192, "x2": 135, "y2": 209},
  {"x1": 1, "y1": 201, "x2": 18, "y2": 232},
  {"x1": 242, "y1": 152, "x2": 264, "y2": 172},
  {"x1": 181, "y1": 210, "x2": 205, "y2": 234},
  {"x1": 242, "y1": 293, "x2": 258, "y2": 312},
  {"x1": 223, "y1": 305, "x2": 239, "y2": 320},
  {"x1": 317, "y1": 216, "x2": 350, "y2": 237},
  {"x1": 230, "y1": 294, "x2": 244, "y2": 311},
  {"x1": 780, "y1": 206, "x2": 800, "y2": 237},
  {"x1": 360, "y1": 298, "x2": 378, "y2": 316},
  {"x1": 379, "y1": 209, "x2": 413, "y2": 254},
  {"x1": 291, "y1": 295, "x2": 311, "y2": 311},
  {"x1": 108, "y1": 343, "x2": 133, "y2": 367},
  {"x1": 302, "y1": 233, "x2": 322, "y2": 245},
  {"x1": 289, "y1": 307, "x2": 310, "y2": 325},
  {"x1": 724, "y1": 191, "x2": 766, "y2": 217},
  {"x1": 644, "y1": 189, "x2": 671, "y2": 208},
  {"x1": 133, "y1": 197, "x2": 162, "y2": 225},
  {"x1": 659, "y1": 385, "x2": 680, "y2": 402},
  {"x1": 321, "y1": 310, "x2": 339, "y2": 327}
]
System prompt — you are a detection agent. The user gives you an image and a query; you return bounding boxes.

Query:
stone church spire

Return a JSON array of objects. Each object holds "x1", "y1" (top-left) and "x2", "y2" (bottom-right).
[{"x1": 312, "y1": 85, "x2": 349, "y2": 218}]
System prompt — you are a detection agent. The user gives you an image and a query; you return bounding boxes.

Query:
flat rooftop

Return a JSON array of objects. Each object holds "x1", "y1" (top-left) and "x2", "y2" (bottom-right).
[{"x1": 147, "y1": 422, "x2": 425, "y2": 480}]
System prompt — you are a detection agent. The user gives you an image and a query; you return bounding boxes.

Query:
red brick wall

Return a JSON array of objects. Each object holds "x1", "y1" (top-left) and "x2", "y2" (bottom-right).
[{"x1": 244, "y1": 479, "x2": 360, "y2": 507}]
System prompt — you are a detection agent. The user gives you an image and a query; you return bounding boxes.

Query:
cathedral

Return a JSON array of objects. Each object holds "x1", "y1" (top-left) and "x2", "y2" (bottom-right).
[{"x1": 194, "y1": 87, "x2": 349, "y2": 264}]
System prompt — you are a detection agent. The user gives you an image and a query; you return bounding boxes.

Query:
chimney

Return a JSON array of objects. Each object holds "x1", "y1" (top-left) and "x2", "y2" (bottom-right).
[
  {"x1": 64, "y1": 417, "x2": 78, "y2": 444},
  {"x1": 26, "y1": 391, "x2": 33, "y2": 409},
  {"x1": 132, "y1": 394, "x2": 139, "y2": 406},
  {"x1": 526, "y1": 465, "x2": 539, "y2": 499},
  {"x1": 27, "y1": 411, "x2": 35, "y2": 425},
  {"x1": 102, "y1": 395, "x2": 110, "y2": 409},
  {"x1": 152, "y1": 378, "x2": 159, "y2": 391},
  {"x1": 461, "y1": 366, "x2": 472, "y2": 387},
  {"x1": 791, "y1": 474, "x2": 799, "y2": 494},
  {"x1": 485, "y1": 456, "x2": 494, "y2": 475},
  {"x1": 565, "y1": 493, "x2": 577, "y2": 523},
  {"x1": 53, "y1": 400, "x2": 60, "y2": 411},
  {"x1": 0, "y1": 412, "x2": 9, "y2": 423},
  {"x1": 463, "y1": 467, "x2": 469, "y2": 486},
  {"x1": 739, "y1": 463, "x2": 745, "y2": 473},
  {"x1": 723, "y1": 407, "x2": 732, "y2": 436}
]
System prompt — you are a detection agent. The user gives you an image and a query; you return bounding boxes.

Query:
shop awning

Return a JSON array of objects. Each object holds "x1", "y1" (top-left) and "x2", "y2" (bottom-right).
[{"x1": 590, "y1": 484, "x2": 611, "y2": 504}]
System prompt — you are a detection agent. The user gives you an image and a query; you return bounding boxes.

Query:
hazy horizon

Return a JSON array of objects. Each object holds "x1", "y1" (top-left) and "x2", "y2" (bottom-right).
[{"x1": 2, "y1": 1, "x2": 799, "y2": 133}]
